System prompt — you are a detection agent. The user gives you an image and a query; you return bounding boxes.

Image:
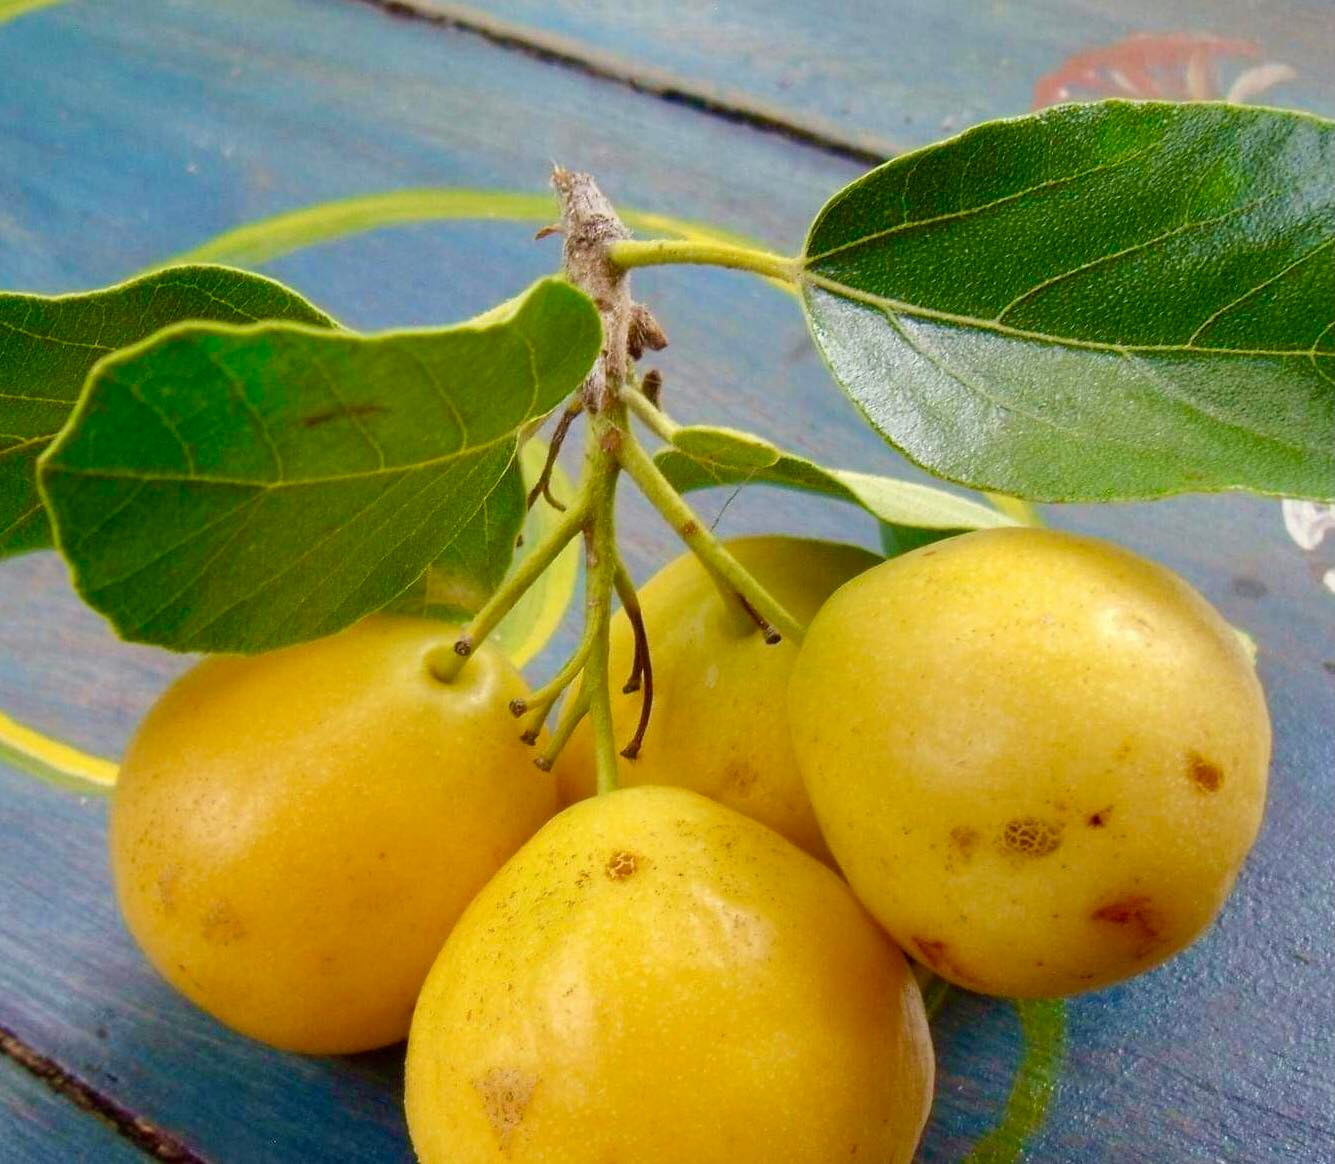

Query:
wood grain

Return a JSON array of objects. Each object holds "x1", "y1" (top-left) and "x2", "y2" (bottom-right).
[
  {"x1": 382, "y1": 0, "x2": 1335, "y2": 152},
  {"x1": 0, "y1": 0, "x2": 1331, "y2": 1160}
]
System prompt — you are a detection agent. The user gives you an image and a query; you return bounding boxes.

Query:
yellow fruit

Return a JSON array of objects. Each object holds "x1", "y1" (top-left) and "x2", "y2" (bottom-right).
[
  {"x1": 110, "y1": 616, "x2": 558, "y2": 1054},
  {"x1": 789, "y1": 527, "x2": 1270, "y2": 998},
  {"x1": 405, "y1": 786, "x2": 933, "y2": 1163},
  {"x1": 556, "y1": 537, "x2": 878, "y2": 859}
]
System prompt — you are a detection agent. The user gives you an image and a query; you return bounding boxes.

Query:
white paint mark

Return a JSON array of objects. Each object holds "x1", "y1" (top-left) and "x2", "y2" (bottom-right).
[{"x1": 1282, "y1": 500, "x2": 1335, "y2": 552}]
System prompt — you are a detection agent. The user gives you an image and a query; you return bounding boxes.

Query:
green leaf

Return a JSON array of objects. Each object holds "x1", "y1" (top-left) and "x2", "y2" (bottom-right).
[
  {"x1": 801, "y1": 101, "x2": 1335, "y2": 502},
  {"x1": 671, "y1": 425, "x2": 780, "y2": 469},
  {"x1": 0, "y1": 265, "x2": 334, "y2": 558},
  {"x1": 40, "y1": 276, "x2": 601, "y2": 653},
  {"x1": 654, "y1": 426, "x2": 1016, "y2": 534},
  {"x1": 388, "y1": 438, "x2": 580, "y2": 667}
]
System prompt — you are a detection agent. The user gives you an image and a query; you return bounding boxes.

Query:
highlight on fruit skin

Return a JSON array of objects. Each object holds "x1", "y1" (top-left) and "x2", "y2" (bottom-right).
[
  {"x1": 788, "y1": 527, "x2": 1271, "y2": 998},
  {"x1": 405, "y1": 785, "x2": 934, "y2": 1163},
  {"x1": 110, "y1": 615, "x2": 559, "y2": 1055},
  {"x1": 556, "y1": 536, "x2": 880, "y2": 861}
]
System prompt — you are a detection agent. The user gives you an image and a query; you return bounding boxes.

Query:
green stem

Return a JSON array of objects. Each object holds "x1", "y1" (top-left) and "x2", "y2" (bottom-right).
[
  {"x1": 622, "y1": 386, "x2": 678, "y2": 443},
  {"x1": 535, "y1": 686, "x2": 590, "y2": 772},
  {"x1": 610, "y1": 238, "x2": 798, "y2": 283},
  {"x1": 514, "y1": 631, "x2": 594, "y2": 744},
  {"x1": 584, "y1": 419, "x2": 622, "y2": 795},
  {"x1": 615, "y1": 432, "x2": 805, "y2": 644},
  {"x1": 428, "y1": 491, "x2": 588, "y2": 682}
]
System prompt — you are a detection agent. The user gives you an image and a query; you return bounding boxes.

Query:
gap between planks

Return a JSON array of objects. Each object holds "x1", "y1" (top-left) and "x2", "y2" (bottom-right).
[
  {"x1": 351, "y1": 0, "x2": 900, "y2": 164},
  {"x1": 0, "y1": 1024, "x2": 210, "y2": 1163}
]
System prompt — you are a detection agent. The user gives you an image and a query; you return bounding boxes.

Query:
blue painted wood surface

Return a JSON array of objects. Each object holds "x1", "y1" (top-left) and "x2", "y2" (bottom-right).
[
  {"x1": 0, "y1": 1, "x2": 1332, "y2": 1161},
  {"x1": 445, "y1": 0, "x2": 1335, "y2": 147},
  {"x1": 0, "y1": 1050, "x2": 150, "y2": 1163}
]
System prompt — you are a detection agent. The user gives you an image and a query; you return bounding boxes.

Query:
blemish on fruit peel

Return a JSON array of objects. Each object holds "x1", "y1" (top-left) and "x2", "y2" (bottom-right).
[{"x1": 473, "y1": 1066, "x2": 538, "y2": 1151}]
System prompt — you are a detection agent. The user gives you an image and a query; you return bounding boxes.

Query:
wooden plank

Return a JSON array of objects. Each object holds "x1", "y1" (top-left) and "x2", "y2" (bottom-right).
[
  {"x1": 380, "y1": 0, "x2": 1335, "y2": 153},
  {"x1": 0, "y1": 0, "x2": 1331, "y2": 1160},
  {"x1": 0, "y1": 1050, "x2": 151, "y2": 1164}
]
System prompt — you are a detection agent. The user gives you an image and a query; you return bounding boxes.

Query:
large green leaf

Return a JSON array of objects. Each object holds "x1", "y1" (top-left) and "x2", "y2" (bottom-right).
[
  {"x1": 0, "y1": 265, "x2": 333, "y2": 557},
  {"x1": 389, "y1": 438, "x2": 580, "y2": 666},
  {"x1": 801, "y1": 101, "x2": 1334, "y2": 502},
  {"x1": 40, "y1": 277, "x2": 600, "y2": 653},
  {"x1": 655, "y1": 425, "x2": 1016, "y2": 536}
]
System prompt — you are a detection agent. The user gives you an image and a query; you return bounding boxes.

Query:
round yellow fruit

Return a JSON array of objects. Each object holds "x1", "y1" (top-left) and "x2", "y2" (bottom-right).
[
  {"x1": 405, "y1": 785, "x2": 933, "y2": 1163},
  {"x1": 789, "y1": 527, "x2": 1270, "y2": 998},
  {"x1": 110, "y1": 616, "x2": 558, "y2": 1054},
  {"x1": 556, "y1": 537, "x2": 879, "y2": 859}
]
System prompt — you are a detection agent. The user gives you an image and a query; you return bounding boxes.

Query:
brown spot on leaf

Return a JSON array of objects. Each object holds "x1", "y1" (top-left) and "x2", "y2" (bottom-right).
[
  {"x1": 1001, "y1": 816, "x2": 1062, "y2": 858},
  {"x1": 473, "y1": 1067, "x2": 538, "y2": 1151},
  {"x1": 301, "y1": 402, "x2": 388, "y2": 428},
  {"x1": 604, "y1": 850, "x2": 641, "y2": 881},
  {"x1": 1187, "y1": 752, "x2": 1224, "y2": 792}
]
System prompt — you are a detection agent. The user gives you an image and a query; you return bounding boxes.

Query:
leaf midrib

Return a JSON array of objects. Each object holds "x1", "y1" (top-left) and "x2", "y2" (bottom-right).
[
  {"x1": 816, "y1": 285, "x2": 1326, "y2": 461},
  {"x1": 800, "y1": 271, "x2": 1335, "y2": 361},
  {"x1": 44, "y1": 427, "x2": 521, "y2": 490}
]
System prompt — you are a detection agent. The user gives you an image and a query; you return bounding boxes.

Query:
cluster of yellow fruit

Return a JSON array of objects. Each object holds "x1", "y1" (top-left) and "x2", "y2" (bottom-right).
[{"x1": 109, "y1": 528, "x2": 1270, "y2": 1162}]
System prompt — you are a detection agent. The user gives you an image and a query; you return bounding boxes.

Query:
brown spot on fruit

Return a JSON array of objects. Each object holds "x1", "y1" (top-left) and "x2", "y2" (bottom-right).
[
  {"x1": 1187, "y1": 752, "x2": 1224, "y2": 792},
  {"x1": 1087, "y1": 807, "x2": 1113, "y2": 828},
  {"x1": 679, "y1": 519, "x2": 699, "y2": 537},
  {"x1": 1001, "y1": 817, "x2": 1062, "y2": 858},
  {"x1": 473, "y1": 1066, "x2": 538, "y2": 1151},
  {"x1": 1091, "y1": 895, "x2": 1163, "y2": 956},
  {"x1": 155, "y1": 864, "x2": 181, "y2": 912},
  {"x1": 910, "y1": 936, "x2": 981, "y2": 986},
  {"x1": 723, "y1": 759, "x2": 759, "y2": 797},
  {"x1": 604, "y1": 851, "x2": 641, "y2": 881},
  {"x1": 201, "y1": 901, "x2": 246, "y2": 945},
  {"x1": 949, "y1": 825, "x2": 981, "y2": 857},
  {"x1": 912, "y1": 936, "x2": 948, "y2": 970}
]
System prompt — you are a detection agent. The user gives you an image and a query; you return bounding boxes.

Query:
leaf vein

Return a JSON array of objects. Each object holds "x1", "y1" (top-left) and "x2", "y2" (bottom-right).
[
  {"x1": 994, "y1": 193, "x2": 1281, "y2": 325},
  {"x1": 1188, "y1": 238, "x2": 1335, "y2": 345},
  {"x1": 805, "y1": 143, "x2": 1156, "y2": 265}
]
